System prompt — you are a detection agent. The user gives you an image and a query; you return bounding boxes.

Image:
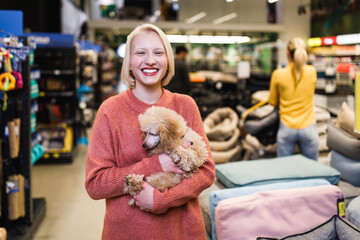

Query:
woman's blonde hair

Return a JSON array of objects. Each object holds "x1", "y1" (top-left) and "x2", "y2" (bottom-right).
[
  {"x1": 121, "y1": 23, "x2": 175, "y2": 88},
  {"x1": 288, "y1": 37, "x2": 307, "y2": 82}
]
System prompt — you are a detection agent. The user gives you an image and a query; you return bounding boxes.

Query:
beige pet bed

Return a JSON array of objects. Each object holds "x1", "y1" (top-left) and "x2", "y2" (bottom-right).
[
  {"x1": 204, "y1": 107, "x2": 239, "y2": 141},
  {"x1": 204, "y1": 107, "x2": 242, "y2": 164}
]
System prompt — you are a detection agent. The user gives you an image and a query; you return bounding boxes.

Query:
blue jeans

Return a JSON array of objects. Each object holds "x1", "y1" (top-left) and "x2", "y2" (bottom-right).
[{"x1": 277, "y1": 121, "x2": 319, "y2": 160}]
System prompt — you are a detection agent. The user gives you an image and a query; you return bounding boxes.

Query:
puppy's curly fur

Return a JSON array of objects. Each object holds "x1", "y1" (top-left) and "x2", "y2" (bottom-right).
[{"x1": 124, "y1": 106, "x2": 208, "y2": 206}]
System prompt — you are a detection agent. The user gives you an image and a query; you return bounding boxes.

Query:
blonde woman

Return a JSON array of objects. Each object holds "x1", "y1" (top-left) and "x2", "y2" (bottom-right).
[
  {"x1": 85, "y1": 23, "x2": 215, "y2": 239},
  {"x1": 268, "y1": 37, "x2": 318, "y2": 160}
]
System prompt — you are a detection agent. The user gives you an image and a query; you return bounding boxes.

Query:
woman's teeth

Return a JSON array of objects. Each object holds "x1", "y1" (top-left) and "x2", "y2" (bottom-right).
[{"x1": 143, "y1": 69, "x2": 157, "y2": 73}]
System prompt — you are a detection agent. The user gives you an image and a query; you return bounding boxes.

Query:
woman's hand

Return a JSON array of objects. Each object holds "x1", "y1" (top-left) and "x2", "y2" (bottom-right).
[
  {"x1": 158, "y1": 154, "x2": 185, "y2": 174},
  {"x1": 134, "y1": 182, "x2": 154, "y2": 212}
]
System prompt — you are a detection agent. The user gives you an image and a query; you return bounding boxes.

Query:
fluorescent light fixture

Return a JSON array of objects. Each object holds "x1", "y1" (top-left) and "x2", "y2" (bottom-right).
[
  {"x1": 185, "y1": 12, "x2": 207, "y2": 24},
  {"x1": 166, "y1": 34, "x2": 251, "y2": 44},
  {"x1": 226, "y1": 0, "x2": 234, "y2": 2},
  {"x1": 268, "y1": 0, "x2": 279, "y2": 3},
  {"x1": 212, "y1": 12, "x2": 238, "y2": 25}
]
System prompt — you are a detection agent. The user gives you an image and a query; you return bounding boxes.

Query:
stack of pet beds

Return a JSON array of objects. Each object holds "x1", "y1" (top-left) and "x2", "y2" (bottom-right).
[
  {"x1": 315, "y1": 106, "x2": 331, "y2": 153},
  {"x1": 237, "y1": 91, "x2": 278, "y2": 160},
  {"x1": 327, "y1": 102, "x2": 360, "y2": 187},
  {"x1": 203, "y1": 107, "x2": 242, "y2": 164},
  {"x1": 198, "y1": 154, "x2": 360, "y2": 239}
]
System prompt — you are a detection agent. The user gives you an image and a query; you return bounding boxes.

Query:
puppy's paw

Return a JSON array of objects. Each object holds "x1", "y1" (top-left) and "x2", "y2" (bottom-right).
[
  {"x1": 128, "y1": 198, "x2": 136, "y2": 206},
  {"x1": 172, "y1": 154, "x2": 181, "y2": 164},
  {"x1": 124, "y1": 173, "x2": 145, "y2": 196}
]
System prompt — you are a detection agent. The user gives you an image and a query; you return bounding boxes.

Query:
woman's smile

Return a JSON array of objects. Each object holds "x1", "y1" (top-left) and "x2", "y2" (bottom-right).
[{"x1": 142, "y1": 67, "x2": 159, "y2": 76}]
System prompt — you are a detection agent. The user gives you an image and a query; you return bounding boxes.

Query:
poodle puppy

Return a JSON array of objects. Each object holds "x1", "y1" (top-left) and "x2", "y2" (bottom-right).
[{"x1": 124, "y1": 106, "x2": 208, "y2": 206}]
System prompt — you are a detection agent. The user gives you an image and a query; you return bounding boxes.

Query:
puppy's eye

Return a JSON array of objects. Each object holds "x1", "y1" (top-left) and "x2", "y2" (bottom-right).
[{"x1": 149, "y1": 132, "x2": 157, "y2": 136}]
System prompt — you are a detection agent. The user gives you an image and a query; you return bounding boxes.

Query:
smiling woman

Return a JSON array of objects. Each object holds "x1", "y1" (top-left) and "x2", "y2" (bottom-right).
[{"x1": 85, "y1": 23, "x2": 215, "y2": 240}]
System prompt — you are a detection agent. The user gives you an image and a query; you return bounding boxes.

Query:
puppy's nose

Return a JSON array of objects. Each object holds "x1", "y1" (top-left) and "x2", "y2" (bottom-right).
[{"x1": 142, "y1": 143, "x2": 146, "y2": 148}]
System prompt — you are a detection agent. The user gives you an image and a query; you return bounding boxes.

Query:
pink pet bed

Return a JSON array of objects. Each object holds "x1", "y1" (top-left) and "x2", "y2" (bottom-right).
[{"x1": 215, "y1": 185, "x2": 346, "y2": 240}]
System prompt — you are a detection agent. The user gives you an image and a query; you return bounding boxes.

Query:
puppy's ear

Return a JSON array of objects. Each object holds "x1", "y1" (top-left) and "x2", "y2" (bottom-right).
[{"x1": 159, "y1": 119, "x2": 182, "y2": 149}]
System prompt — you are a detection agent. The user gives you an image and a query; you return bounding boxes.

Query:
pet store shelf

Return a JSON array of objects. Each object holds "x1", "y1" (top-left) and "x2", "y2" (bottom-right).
[
  {"x1": 0, "y1": 44, "x2": 46, "y2": 237},
  {"x1": 35, "y1": 152, "x2": 73, "y2": 164},
  {"x1": 34, "y1": 46, "x2": 79, "y2": 164},
  {"x1": 40, "y1": 69, "x2": 76, "y2": 75},
  {"x1": 7, "y1": 198, "x2": 46, "y2": 240},
  {"x1": 38, "y1": 91, "x2": 76, "y2": 97}
]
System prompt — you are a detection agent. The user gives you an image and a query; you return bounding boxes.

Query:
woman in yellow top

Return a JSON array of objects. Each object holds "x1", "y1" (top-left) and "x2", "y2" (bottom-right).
[{"x1": 268, "y1": 37, "x2": 318, "y2": 160}]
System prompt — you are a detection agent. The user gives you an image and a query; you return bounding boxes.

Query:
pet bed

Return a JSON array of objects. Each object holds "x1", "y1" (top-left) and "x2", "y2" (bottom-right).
[
  {"x1": 348, "y1": 196, "x2": 360, "y2": 229},
  {"x1": 336, "y1": 102, "x2": 360, "y2": 138},
  {"x1": 209, "y1": 179, "x2": 331, "y2": 240},
  {"x1": 257, "y1": 215, "x2": 360, "y2": 240},
  {"x1": 208, "y1": 128, "x2": 240, "y2": 152},
  {"x1": 203, "y1": 107, "x2": 239, "y2": 141},
  {"x1": 331, "y1": 150, "x2": 360, "y2": 187},
  {"x1": 215, "y1": 154, "x2": 340, "y2": 188},
  {"x1": 327, "y1": 121, "x2": 360, "y2": 161},
  {"x1": 211, "y1": 144, "x2": 242, "y2": 164},
  {"x1": 243, "y1": 107, "x2": 279, "y2": 145},
  {"x1": 215, "y1": 185, "x2": 346, "y2": 240}
]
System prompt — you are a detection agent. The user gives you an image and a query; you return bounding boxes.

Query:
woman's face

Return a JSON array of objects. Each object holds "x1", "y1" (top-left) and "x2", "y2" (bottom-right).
[{"x1": 130, "y1": 30, "x2": 168, "y2": 88}]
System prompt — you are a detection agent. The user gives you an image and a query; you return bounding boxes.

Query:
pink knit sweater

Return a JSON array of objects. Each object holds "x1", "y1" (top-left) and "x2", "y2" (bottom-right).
[{"x1": 85, "y1": 89, "x2": 215, "y2": 240}]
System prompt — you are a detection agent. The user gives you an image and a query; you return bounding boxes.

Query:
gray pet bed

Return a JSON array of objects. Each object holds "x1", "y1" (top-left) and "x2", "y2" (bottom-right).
[
  {"x1": 348, "y1": 196, "x2": 360, "y2": 229},
  {"x1": 327, "y1": 121, "x2": 360, "y2": 161},
  {"x1": 331, "y1": 150, "x2": 360, "y2": 187},
  {"x1": 257, "y1": 215, "x2": 360, "y2": 240}
]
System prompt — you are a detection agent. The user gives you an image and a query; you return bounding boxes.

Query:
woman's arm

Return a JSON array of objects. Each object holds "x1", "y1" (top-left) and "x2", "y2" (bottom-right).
[
  {"x1": 85, "y1": 107, "x2": 163, "y2": 200},
  {"x1": 268, "y1": 69, "x2": 279, "y2": 106}
]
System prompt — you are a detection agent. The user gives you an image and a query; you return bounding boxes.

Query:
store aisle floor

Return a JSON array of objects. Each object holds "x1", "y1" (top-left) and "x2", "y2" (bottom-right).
[{"x1": 31, "y1": 144, "x2": 105, "y2": 240}]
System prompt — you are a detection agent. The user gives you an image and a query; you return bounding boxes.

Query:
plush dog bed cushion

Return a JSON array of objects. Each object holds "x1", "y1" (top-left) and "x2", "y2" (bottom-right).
[
  {"x1": 336, "y1": 101, "x2": 360, "y2": 138},
  {"x1": 211, "y1": 144, "x2": 242, "y2": 164},
  {"x1": 215, "y1": 185, "x2": 345, "y2": 240},
  {"x1": 331, "y1": 150, "x2": 360, "y2": 187},
  {"x1": 327, "y1": 121, "x2": 360, "y2": 161},
  {"x1": 209, "y1": 128, "x2": 240, "y2": 152},
  {"x1": 244, "y1": 108, "x2": 279, "y2": 135},
  {"x1": 348, "y1": 197, "x2": 360, "y2": 229},
  {"x1": 257, "y1": 215, "x2": 360, "y2": 240},
  {"x1": 216, "y1": 154, "x2": 340, "y2": 188},
  {"x1": 210, "y1": 179, "x2": 331, "y2": 240},
  {"x1": 203, "y1": 107, "x2": 239, "y2": 141}
]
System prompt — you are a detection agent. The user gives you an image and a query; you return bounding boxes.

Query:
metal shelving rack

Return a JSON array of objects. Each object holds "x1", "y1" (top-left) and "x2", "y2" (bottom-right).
[{"x1": 1, "y1": 47, "x2": 46, "y2": 239}]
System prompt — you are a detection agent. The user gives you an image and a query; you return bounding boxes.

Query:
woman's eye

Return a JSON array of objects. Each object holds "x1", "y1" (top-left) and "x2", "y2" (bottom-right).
[
  {"x1": 155, "y1": 51, "x2": 164, "y2": 55},
  {"x1": 136, "y1": 51, "x2": 145, "y2": 55}
]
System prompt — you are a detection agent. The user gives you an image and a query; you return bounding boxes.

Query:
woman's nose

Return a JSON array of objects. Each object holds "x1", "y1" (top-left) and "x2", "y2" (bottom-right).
[{"x1": 145, "y1": 54, "x2": 156, "y2": 65}]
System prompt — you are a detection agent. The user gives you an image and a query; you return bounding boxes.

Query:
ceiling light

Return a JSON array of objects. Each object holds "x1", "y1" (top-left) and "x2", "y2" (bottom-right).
[
  {"x1": 268, "y1": 0, "x2": 278, "y2": 3},
  {"x1": 166, "y1": 34, "x2": 250, "y2": 44},
  {"x1": 226, "y1": 0, "x2": 234, "y2": 2},
  {"x1": 212, "y1": 13, "x2": 238, "y2": 25},
  {"x1": 185, "y1": 12, "x2": 207, "y2": 24}
]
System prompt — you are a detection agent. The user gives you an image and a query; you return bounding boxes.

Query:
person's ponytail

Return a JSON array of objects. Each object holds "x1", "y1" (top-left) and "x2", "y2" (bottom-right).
[{"x1": 288, "y1": 38, "x2": 307, "y2": 82}]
